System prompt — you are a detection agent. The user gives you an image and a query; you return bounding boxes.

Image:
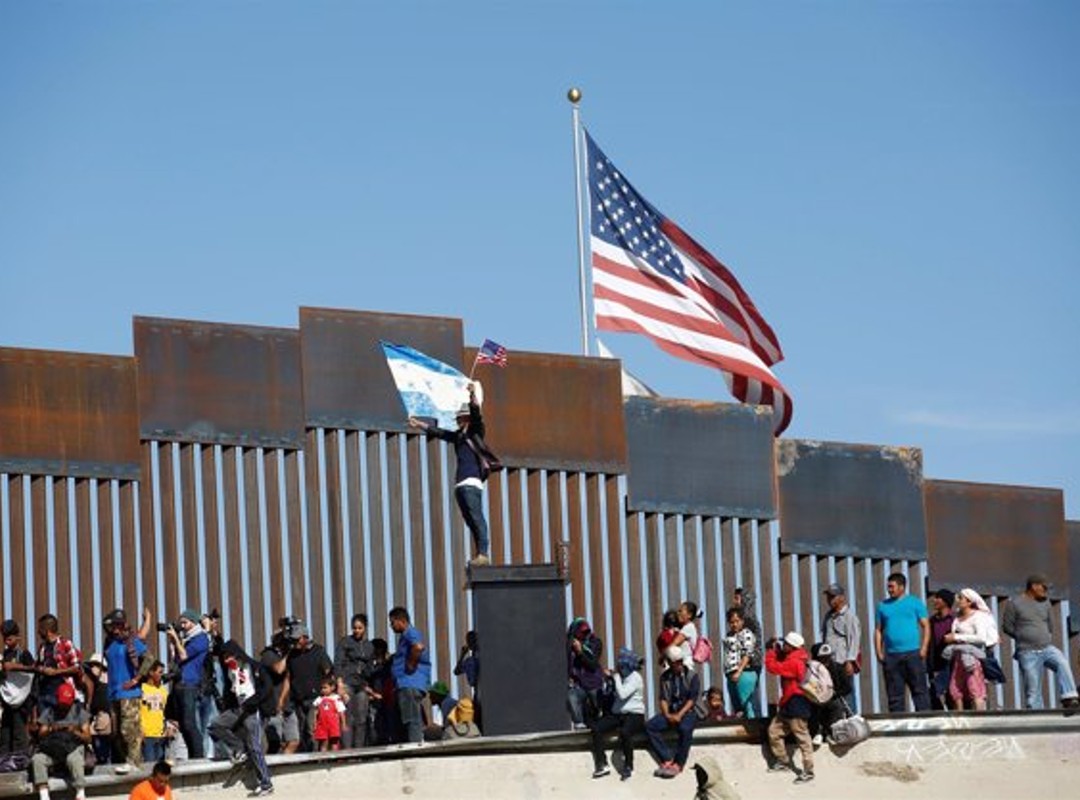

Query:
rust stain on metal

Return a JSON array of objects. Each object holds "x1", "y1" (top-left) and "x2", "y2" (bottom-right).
[
  {"x1": 466, "y1": 348, "x2": 627, "y2": 474},
  {"x1": 0, "y1": 347, "x2": 140, "y2": 479},
  {"x1": 925, "y1": 479, "x2": 1067, "y2": 599},
  {"x1": 778, "y1": 438, "x2": 927, "y2": 559},
  {"x1": 135, "y1": 316, "x2": 304, "y2": 448}
]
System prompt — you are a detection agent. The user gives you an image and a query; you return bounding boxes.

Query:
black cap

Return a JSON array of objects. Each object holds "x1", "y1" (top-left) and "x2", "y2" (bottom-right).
[{"x1": 1, "y1": 619, "x2": 19, "y2": 636}]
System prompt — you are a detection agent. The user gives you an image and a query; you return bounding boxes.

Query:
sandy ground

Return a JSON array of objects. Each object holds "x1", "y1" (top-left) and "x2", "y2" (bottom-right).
[{"x1": 88, "y1": 731, "x2": 1078, "y2": 800}]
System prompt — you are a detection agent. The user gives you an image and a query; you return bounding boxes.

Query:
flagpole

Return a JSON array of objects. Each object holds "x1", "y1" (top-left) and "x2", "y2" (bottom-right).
[{"x1": 568, "y1": 87, "x2": 591, "y2": 356}]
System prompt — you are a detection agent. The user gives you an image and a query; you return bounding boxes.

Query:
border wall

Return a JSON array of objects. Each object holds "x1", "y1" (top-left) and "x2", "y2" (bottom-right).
[{"x1": 1, "y1": 307, "x2": 1076, "y2": 715}]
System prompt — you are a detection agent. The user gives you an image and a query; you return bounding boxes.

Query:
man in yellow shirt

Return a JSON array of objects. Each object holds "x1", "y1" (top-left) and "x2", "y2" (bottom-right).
[
  {"x1": 128, "y1": 760, "x2": 173, "y2": 800},
  {"x1": 140, "y1": 662, "x2": 169, "y2": 763}
]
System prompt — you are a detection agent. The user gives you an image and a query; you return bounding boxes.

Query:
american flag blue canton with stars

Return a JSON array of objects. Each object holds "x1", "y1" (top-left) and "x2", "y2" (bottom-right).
[{"x1": 585, "y1": 130, "x2": 687, "y2": 284}]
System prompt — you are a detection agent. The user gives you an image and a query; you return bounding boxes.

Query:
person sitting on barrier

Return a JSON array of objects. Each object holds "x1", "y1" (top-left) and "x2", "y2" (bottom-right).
[
  {"x1": 694, "y1": 686, "x2": 729, "y2": 724},
  {"x1": 722, "y1": 607, "x2": 758, "y2": 718},
  {"x1": 645, "y1": 645, "x2": 700, "y2": 779},
  {"x1": 28, "y1": 682, "x2": 91, "y2": 800},
  {"x1": 808, "y1": 643, "x2": 850, "y2": 745},
  {"x1": 422, "y1": 680, "x2": 458, "y2": 741},
  {"x1": 567, "y1": 618, "x2": 604, "y2": 730},
  {"x1": 1001, "y1": 574, "x2": 1080, "y2": 712},
  {"x1": 943, "y1": 588, "x2": 999, "y2": 711},
  {"x1": 764, "y1": 632, "x2": 815, "y2": 784},
  {"x1": 926, "y1": 588, "x2": 956, "y2": 710},
  {"x1": 589, "y1": 647, "x2": 645, "y2": 780}
]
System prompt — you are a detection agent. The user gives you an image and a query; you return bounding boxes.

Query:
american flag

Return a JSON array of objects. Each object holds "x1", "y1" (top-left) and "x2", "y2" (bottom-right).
[
  {"x1": 585, "y1": 131, "x2": 793, "y2": 434},
  {"x1": 476, "y1": 338, "x2": 508, "y2": 367}
]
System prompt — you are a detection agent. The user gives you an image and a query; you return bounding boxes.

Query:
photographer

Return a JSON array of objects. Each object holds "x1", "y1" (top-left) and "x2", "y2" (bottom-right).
[
  {"x1": 259, "y1": 617, "x2": 300, "y2": 754},
  {"x1": 284, "y1": 623, "x2": 333, "y2": 752},
  {"x1": 164, "y1": 610, "x2": 211, "y2": 759}
]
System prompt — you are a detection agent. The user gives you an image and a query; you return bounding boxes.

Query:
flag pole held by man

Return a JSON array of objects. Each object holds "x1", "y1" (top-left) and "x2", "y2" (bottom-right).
[{"x1": 581, "y1": 129, "x2": 792, "y2": 434}]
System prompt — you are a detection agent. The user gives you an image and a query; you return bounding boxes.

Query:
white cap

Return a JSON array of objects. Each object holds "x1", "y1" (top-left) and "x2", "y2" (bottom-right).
[
  {"x1": 784, "y1": 631, "x2": 805, "y2": 648},
  {"x1": 664, "y1": 645, "x2": 684, "y2": 663}
]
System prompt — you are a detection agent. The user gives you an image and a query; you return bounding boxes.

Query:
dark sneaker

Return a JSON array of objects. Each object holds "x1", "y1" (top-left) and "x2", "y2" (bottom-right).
[
  {"x1": 794, "y1": 772, "x2": 815, "y2": 784},
  {"x1": 768, "y1": 761, "x2": 792, "y2": 772},
  {"x1": 592, "y1": 766, "x2": 611, "y2": 778},
  {"x1": 620, "y1": 769, "x2": 632, "y2": 781}
]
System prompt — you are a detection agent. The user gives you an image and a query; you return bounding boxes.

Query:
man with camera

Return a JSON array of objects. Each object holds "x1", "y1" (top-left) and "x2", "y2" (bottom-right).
[
  {"x1": 164, "y1": 609, "x2": 211, "y2": 759},
  {"x1": 259, "y1": 617, "x2": 300, "y2": 754}
]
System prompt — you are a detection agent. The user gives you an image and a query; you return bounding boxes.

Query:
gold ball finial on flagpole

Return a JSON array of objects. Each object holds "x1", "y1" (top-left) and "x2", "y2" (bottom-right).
[{"x1": 567, "y1": 87, "x2": 582, "y2": 104}]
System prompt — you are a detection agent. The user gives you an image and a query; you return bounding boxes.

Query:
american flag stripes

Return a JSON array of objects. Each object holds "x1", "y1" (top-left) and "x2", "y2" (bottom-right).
[
  {"x1": 585, "y1": 131, "x2": 793, "y2": 434},
  {"x1": 476, "y1": 338, "x2": 508, "y2": 367}
]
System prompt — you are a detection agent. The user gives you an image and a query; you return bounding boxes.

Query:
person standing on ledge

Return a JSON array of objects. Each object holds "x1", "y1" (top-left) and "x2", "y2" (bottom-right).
[{"x1": 409, "y1": 382, "x2": 500, "y2": 567}]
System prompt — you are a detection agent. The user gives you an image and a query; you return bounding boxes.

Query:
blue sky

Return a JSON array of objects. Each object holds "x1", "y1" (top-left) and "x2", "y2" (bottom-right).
[{"x1": 2, "y1": 2, "x2": 1078, "y2": 517}]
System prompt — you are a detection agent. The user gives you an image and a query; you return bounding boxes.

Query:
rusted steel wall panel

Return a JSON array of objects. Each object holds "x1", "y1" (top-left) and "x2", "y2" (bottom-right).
[
  {"x1": 465, "y1": 349, "x2": 627, "y2": 474},
  {"x1": 1069, "y1": 521, "x2": 1080, "y2": 636},
  {"x1": 134, "y1": 317, "x2": 304, "y2": 449},
  {"x1": 0, "y1": 348, "x2": 140, "y2": 479},
  {"x1": 625, "y1": 398, "x2": 776, "y2": 518},
  {"x1": 777, "y1": 439, "x2": 927, "y2": 559},
  {"x1": 299, "y1": 307, "x2": 464, "y2": 431},
  {"x1": 925, "y1": 480, "x2": 1068, "y2": 599}
]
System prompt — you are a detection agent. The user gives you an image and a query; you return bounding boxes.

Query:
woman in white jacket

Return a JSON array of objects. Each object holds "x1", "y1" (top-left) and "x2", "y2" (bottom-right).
[{"x1": 943, "y1": 588, "x2": 999, "y2": 710}]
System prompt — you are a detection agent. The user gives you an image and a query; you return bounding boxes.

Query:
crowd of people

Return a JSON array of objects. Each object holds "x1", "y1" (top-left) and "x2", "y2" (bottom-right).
[
  {"x1": 570, "y1": 573, "x2": 1078, "y2": 787},
  {"x1": 0, "y1": 572, "x2": 1074, "y2": 796},
  {"x1": 0, "y1": 604, "x2": 480, "y2": 799}
]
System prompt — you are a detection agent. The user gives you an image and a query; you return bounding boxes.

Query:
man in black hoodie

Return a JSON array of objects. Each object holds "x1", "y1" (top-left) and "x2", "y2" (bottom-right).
[{"x1": 208, "y1": 641, "x2": 273, "y2": 796}]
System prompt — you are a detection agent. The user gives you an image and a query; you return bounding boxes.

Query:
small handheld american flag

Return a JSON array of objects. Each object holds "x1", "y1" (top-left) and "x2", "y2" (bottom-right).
[{"x1": 475, "y1": 338, "x2": 508, "y2": 367}]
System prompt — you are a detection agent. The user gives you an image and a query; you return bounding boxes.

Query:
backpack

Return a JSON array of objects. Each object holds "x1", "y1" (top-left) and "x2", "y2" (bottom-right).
[
  {"x1": 799, "y1": 659, "x2": 834, "y2": 705},
  {"x1": 691, "y1": 634, "x2": 713, "y2": 664}
]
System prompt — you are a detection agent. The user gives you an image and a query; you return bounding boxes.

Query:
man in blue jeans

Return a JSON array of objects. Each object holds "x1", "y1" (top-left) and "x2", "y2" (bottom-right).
[
  {"x1": 389, "y1": 606, "x2": 431, "y2": 743},
  {"x1": 1001, "y1": 574, "x2": 1079, "y2": 711},
  {"x1": 874, "y1": 572, "x2": 930, "y2": 712},
  {"x1": 645, "y1": 645, "x2": 700, "y2": 779}
]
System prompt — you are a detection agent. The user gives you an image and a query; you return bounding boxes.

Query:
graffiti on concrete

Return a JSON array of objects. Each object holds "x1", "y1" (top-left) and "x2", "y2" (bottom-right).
[{"x1": 896, "y1": 736, "x2": 1025, "y2": 765}]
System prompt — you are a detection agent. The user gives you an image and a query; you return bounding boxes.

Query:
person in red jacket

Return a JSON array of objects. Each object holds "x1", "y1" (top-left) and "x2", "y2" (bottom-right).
[{"x1": 764, "y1": 631, "x2": 815, "y2": 785}]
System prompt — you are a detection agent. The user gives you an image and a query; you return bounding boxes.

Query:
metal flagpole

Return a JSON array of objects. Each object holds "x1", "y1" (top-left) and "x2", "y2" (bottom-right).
[{"x1": 568, "y1": 87, "x2": 591, "y2": 356}]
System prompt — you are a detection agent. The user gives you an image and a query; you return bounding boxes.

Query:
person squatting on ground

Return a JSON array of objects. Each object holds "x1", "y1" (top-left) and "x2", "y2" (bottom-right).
[
  {"x1": 645, "y1": 645, "x2": 700, "y2": 779},
  {"x1": 566, "y1": 617, "x2": 604, "y2": 729},
  {"x1": 942, "y1": 588, "x2": 999, "y2": 710},
  {"x1": 423, "y1": 680, "x2": 458, "y2": 741},
  {"x1": 208, "y1": 640, "x2": 274, "y2": 796},
  {"x1": 1001, "y1": 573, "x2": 1080, "y2": 711},
  {"x1": 765, "y1": 631, "x2": 815, "y2": 784},
  {"x1": 721, "y1": 607, "x2": 758, "y2": 718},
  {"x1": 408, "y1": 382, "x2": 499, "y2": 567},
  {"x1": 588, "y1": 647, "x2": 645, "y2": 780},
  {"x1": 874, "y1": 572, "x2": 930, "y2": 712},
  {"x1": 388, "y1": 606, "x2": 431, "y2": 744},
  {"x1": 29, "y1": 682, "x2": 91, "y2": 800}
]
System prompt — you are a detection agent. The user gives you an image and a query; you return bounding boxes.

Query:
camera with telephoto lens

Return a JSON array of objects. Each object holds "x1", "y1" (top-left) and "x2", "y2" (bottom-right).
[{"x1": 156, "y1": 622, "x2": 174, "y2": 634}]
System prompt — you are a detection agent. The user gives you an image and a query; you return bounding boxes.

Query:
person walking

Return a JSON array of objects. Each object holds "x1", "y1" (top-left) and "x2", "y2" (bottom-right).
[
  {"x1": 874, "y1": 573, "x2": 930, "y2": 712},
  {"x1": 1001, "y1": 574, "x2": 1079, "y2": 711}
]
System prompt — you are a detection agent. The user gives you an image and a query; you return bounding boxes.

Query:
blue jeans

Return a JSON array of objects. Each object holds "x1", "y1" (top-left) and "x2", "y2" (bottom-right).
[
  {"x1": 142, "y1": 737, "x2": 167, "y2": 762},
  {"x1": 173, "y1": 685, "x2": 206, "y2": 758},
  {"x1": 397, "y1": 688, "x2": 424, "y2": 744},
  {"x1": 645, "y1": 711, "x2": 696, "y2": 768},
  {"x1": 883, "y1": 651, "x2": 930, "y2": 712},
  {"x1": 1017, "y1": 646, "x2": 1078, "y2": 709},
  {"x1": 567, "y1": 686, "x2": 601, "y2": 726},
  {"x1": 198, "y1": 693, "x2": 220, "y2": 758},
  {"x1": 455, "y1": 485, "x2": 489, "y2": 556}
]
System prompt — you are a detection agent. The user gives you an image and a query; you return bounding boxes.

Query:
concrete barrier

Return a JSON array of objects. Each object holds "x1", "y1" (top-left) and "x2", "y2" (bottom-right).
[{"x1": 5, "y1": 711, "x2": 1078, "y2": 799}]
